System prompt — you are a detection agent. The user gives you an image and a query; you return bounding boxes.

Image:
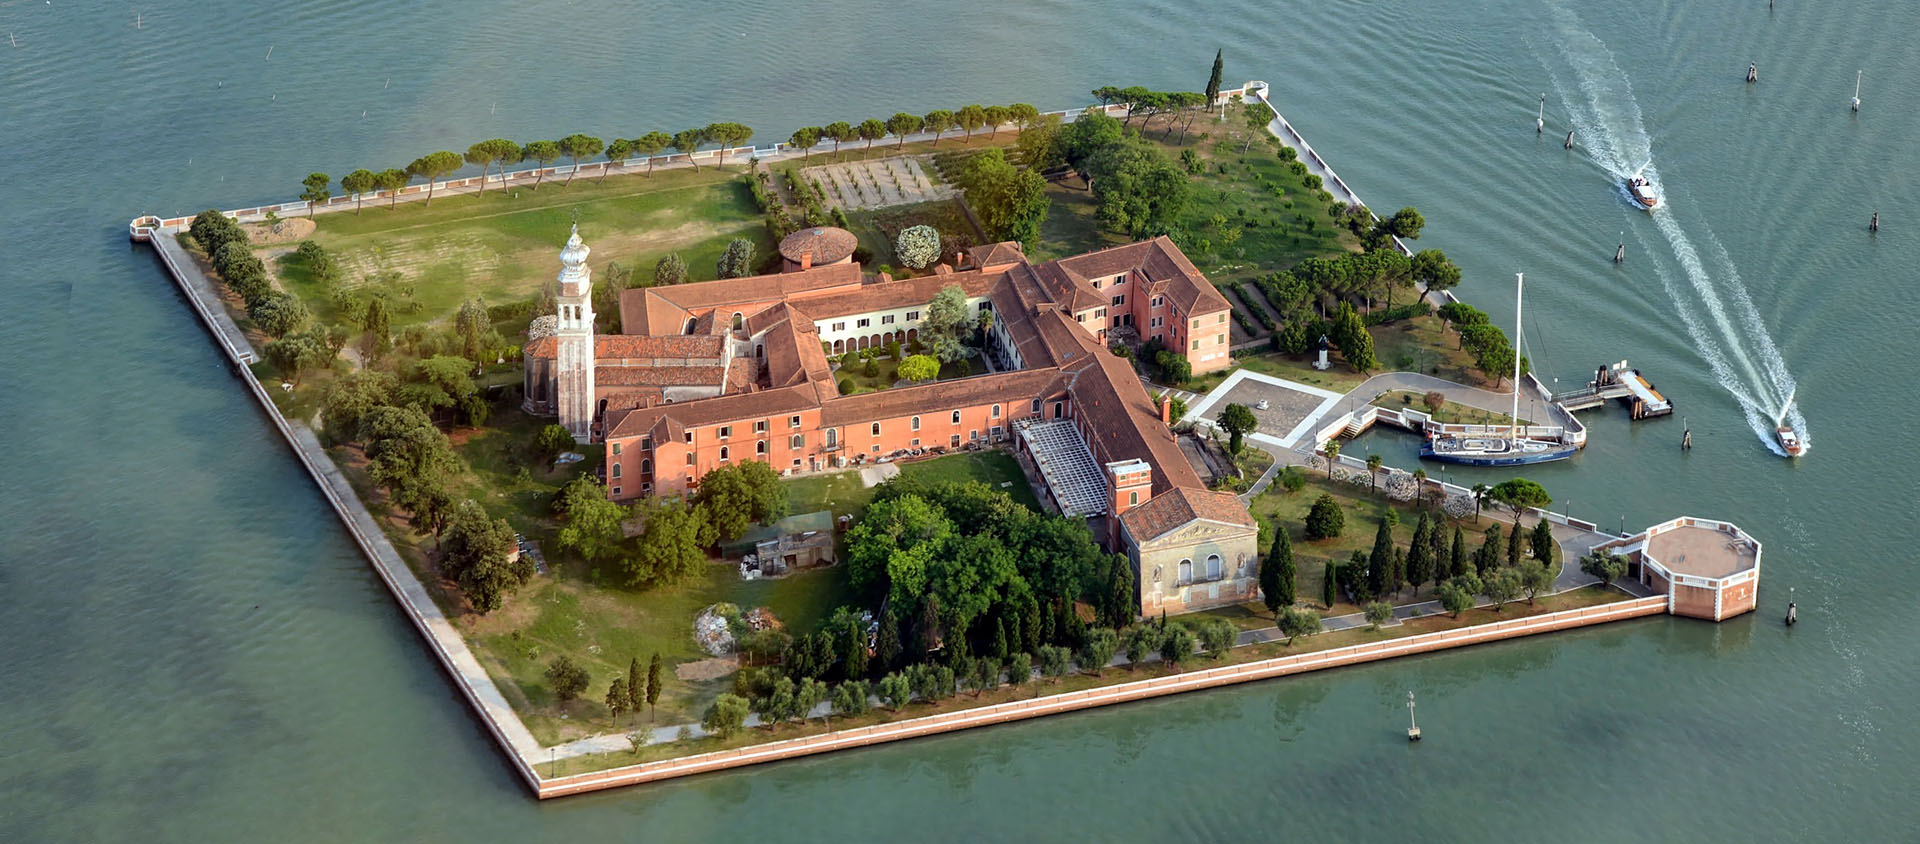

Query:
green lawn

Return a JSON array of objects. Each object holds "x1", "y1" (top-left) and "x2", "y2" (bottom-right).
[
  {"x1": 845, "y1": 197, "x2": 984, "y2": 273},
  {"x1": 270, "y1": 164, "x2": 773, "y2": 329},
  {"x1": 785, "y1": 449, "x2": 1040, "y2": 520}
]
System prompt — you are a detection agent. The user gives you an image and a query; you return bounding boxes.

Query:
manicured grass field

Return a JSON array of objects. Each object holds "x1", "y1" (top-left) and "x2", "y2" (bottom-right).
[
  {"x1": 272, "y1": 164, "x2": 772, "y2": 329},
  {"x1": 831, "y1": 354, "x2": 985, "y2": 395}
]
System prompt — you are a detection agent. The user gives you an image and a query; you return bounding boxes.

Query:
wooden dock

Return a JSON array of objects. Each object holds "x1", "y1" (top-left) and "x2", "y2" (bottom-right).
[{"x1": 1552, "y1": 362, "x2": 1672, "y2": 420}]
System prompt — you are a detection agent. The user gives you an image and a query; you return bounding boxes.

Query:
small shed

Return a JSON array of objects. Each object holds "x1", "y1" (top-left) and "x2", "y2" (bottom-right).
[{"x1": 746, "y1": 510, "x2": 837, "y2": 577}]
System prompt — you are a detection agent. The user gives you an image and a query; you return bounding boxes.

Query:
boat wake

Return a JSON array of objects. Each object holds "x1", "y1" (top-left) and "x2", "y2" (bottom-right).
[{"x1": 1540, "y1": 7, "x2": 1807, "y2": 454}]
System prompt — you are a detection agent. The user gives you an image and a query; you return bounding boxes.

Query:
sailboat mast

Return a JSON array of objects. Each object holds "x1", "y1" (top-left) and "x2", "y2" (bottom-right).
[{"x1": 1512, "y1": 273, "x2": 1524, "y2": 442}]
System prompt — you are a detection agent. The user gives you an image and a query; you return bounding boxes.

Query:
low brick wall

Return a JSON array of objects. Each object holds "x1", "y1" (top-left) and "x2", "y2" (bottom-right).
[{"x1": 541, "y1": 595, "x2": 1666, "y2": 798}]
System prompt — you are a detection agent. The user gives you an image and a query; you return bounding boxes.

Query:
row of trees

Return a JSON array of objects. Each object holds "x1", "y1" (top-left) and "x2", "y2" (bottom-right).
[
  {"x1": 1438, "y1": 301, "x2": 1522, "y2": 387},
  {"x1": 786, "y1": 103, "x2": 1044, "y2": 161}
]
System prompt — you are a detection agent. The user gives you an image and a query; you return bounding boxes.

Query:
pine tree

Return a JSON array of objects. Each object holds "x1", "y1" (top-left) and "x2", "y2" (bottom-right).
[
  {"x1": 1367, "y1": 519, "x2": 1393, "y2": 598},
  {"x1": 1261, "y1": 526, "x2": 1297, "y2": 613},
  {"x1": 1406, "y1": 512, "x2": 1432, "y2": 592},
  {"x1": 627, "y1": 656, "x2": 644, "y2": 713},
  {"x1": 1450, "y1": 526, "x2": 1468, "y2": 579},
  {"x1": 1322, "y1": 561, "x2": 1339, "y2": 608},
  {"x1": 1507, "y1": 517, "x2": 1526, "y2": 567},
  {"x1": 645, "y1": 652, "x2": 663, "y2": 715}
]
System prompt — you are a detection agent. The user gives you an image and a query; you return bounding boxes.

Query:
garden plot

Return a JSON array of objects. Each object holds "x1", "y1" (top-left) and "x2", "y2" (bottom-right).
[{"x1": 804, "y1": 157, "x2": 955, "y2": 211}]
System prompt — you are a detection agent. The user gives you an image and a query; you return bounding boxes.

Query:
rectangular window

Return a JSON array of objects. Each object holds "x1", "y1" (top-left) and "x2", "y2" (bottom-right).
[
  {"x1": 832, "y1": 322, "x2": 845, "y2": 331},
  {"x1": 1191, "y1": 318, "x2": 1201, "y2": 329},
  {"x1": 1151, "y1": 296, "x2": 1164, "y2": 307},
  {"x1": 611, "y1": 486, "x2": 621, "y2": 496},
  {"x1": 1092, "y1": 277, "x2": 1102, "y2": 289},
  {"x1": 1075, "y1": 314, "x2": 1085, "y2": 323},
  {"x1": 684, "y1": 432, "x2": 693, "y2": 444},
  {"x1": 1217, "y1": 334, "x2": 1226, "y2": 345},
  {"x1": 882, "y1": 314, "x2": 895, "y2": 325},
  {"x1": 639, "y1": 437, "x2": 651, "y2": 450},
  {"x1": 1095, "y1": 308, "x2": 1106, "y2": 319},
  {"x1": 1218, "y1": 313, "x2": 1227, "y2": 324},
  {"x1": 1111, "y1": 295, "x2": 1124, "y2": 307},
  {"x1": 911, "y1": 438, "x2": 920, "y2": 447},
  {"x1": 754, "y1": 420, "x2": 768, "y2": 433},
  {"x1": 1150, "y1": 316, "x2": 1162, "y2": 328},
  {"x1": 611, "y1": 443, "x2": 622, "y2": 456},
  {"x1": 1191, "y1": 339, "x2": 1201, "y2": 350},
  {"x1": 790, "y1": 415, "x2": 802, "y2": 428},
  {"x1": 906, "y1": 310, "x2": 920, "y2": 321},
  {"x1": 718, "y1": 426, "x2": 731, "y2": 440},
  {"x1": 857, "y1": 318, "x2": 870, "y2": 328}
]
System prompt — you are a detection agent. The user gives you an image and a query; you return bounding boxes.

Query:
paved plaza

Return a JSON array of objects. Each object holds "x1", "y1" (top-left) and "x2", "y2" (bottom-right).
[{"x1": 1183, "y1": 370, "x2": 1345, "y2": 449}]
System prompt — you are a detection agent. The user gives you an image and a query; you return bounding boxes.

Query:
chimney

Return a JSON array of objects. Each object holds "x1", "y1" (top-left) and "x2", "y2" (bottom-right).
[
  {"x1": 1159, "y1": 393, "x2": 1172, "y2": 424},
  {"x1": 800, "y1": 250, "x2": 813, "y2": 270}
]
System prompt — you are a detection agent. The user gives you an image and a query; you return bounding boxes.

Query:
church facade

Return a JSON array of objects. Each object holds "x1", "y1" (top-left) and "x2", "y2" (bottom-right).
[{"x1": 523, "y1": 226, "x2": 1255, "y2": 618}]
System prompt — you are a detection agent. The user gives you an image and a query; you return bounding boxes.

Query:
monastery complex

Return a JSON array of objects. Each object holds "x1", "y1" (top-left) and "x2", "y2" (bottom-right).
[{"x1": 524, "y1": 225, "x2": 1258, "y2": 618}]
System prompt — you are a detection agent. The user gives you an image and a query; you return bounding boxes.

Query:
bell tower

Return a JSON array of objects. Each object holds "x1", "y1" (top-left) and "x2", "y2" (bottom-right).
[{"x1": 553, "y1": 225, "x2": 596, "y2": 440}]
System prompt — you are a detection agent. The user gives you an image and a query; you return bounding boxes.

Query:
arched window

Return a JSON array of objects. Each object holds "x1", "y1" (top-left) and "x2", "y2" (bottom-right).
[
  {"x1": 640, "y1": 458, "x2": 651, "y2": 474},
  {"x1": 1152, "y1": 565, "x2": 1163, "y2": 583},
  {"x1": 1128, "y1": 491, "x2": 1139, "y2": 506},
  {"x1": 825, "y1": 428, "x2": 838, "y2": 448},
  {"x1": 611, "y1": 463, "x2": 622, "y2": 478},
  {"x1": 991, "y1": 404, "x2": 1001, "y2": 419},
  {"x1": 755, "y1": 344, "x2": 765, "y2": 359},
  {"x1": 719, "y1": 446, "x2": 730, "y2": 462},
  {"x1": 684, "y1": 317, "x2": 698, "y2": 335},
  {"x1": 911, "y1": 416, "x2": 921, "y2": 431},
  {"x1": 756, "y1": 440, "x2": 767, "y2": 455},
  {"x1": 950, "y1": 410, "x2": 961, "y2": 424},
  {"x1": 731, "y1": 312, "x2": 744, "y2": 330},
  {"x1": 1205, "y1": 554, "x2": 1222, "y2": 580},
  {"x1": 870, "y1": 422, "x2": 881, "y2": 436},
  {"x1": 1178, "y1": 559, "x2": 1193, "y2": 585}
]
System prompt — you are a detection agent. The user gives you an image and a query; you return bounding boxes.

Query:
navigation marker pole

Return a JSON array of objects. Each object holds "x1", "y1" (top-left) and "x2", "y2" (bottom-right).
[
  {"x1": 1614, "y1": 233, "x2": 1626, "y2": 263},
  {"x1": 1536, "y1": 94, "x2": 1545, "y2": 133},
  {"x1": 1870, "y1": 211, "x2": 1879, "y2": 232},
  {"x1": 1681, "y1": 417, "x2": 1692, "y2": 450},
  {"x1": 1747, "y1": 62, "x2": 1758, "y2": 83},
  {"x1": 1786, "y1": 586, "x2": 1797, "y2": 626},
  {"x1": 1852, "y1": 70, "x2": 1862, "y2": 112},
  {"x1": 1565, "y1": 129, "x2": 1575, "y2": 149},
  {"x1": 1407, "y1": 692, "x2": 1421, "y2": 741}
]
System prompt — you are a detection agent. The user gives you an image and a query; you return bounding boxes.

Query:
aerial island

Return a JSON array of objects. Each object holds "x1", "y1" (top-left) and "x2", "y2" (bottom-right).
[{"x1": 131, "y1": 64, "x2": 1761, "y2": 797}]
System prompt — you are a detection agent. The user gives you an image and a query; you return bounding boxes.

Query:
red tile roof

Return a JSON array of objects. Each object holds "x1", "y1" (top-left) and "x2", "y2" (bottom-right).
[
  {"x1": 1120, "y1": 486, "x2": 1256, "y2": 541},
  {"x1": 779, "y1": 226, "x2": 859, "y2": 266}
]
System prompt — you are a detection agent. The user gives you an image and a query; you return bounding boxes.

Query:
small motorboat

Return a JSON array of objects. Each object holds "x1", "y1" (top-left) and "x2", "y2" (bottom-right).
[
  {"x1": 1775, "y1": 425, "x2": 1806, "y2": 457},
  {"x1": 1626, "y1": 176, "x2": 1658, "y2": 210}
]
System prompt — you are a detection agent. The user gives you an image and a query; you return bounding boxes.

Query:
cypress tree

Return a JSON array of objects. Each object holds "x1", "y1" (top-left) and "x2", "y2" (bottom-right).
[
  {"x1": 992, "y1": 615, "x2": 1011, "y2": 661},
  {"x1": 1206, "y1": 49, "x2": 1224, "y2": 109},
  {"x1": 1322, "y1": 561, "x2": 1338, "y2": 608},
  {"x1": 1390, "y1": 546, "x2": 1407, "y2": 597},
  {"x1": 1005, "y1": 609, "x2": 1024, "y2": 658},
  {"x1": 876, "y1": 606, "x2": 903, "y2": 673},
  {"x1": 1477, "y1": 524, "x2": 1504, "y2": 574},
  {"x1": 627, "y1": 656, "x2": 644, "y2": 713},
  {"x1": 1021, "y1": 592, "x2": 1042, "y2": 654},
  {"x1": 1507, "y1": 517, "x2": 1526, "y2": 567},
  {"x1": 1450, "y1": 526, "x2": 1468, "y2": 579},
  {"x1": 1530, "y1": 518, "x2": 1557, "y2": 566},
  {"x1": 645, "y1": 652, "x2": 663, "y2": 715},
  {"x1": 1261, "y1": 525, "x2": 1297, "y2": 613},
  {"x1": 1407, "y1": 512, "x2": 1434, "y2": 592},
  {"x1": 1105, "y1": 555, "x2": 1135, "y2": 627},
  {"x1": 1367, "y1": 519, "x2": 1393, "y2": 599},
  {"x1": 1429, "y1": 517, "x2": 1449, "y2": 578}
]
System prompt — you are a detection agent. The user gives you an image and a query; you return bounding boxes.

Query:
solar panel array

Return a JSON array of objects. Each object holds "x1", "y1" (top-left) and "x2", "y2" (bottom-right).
[{"x1": 1018, "y1": 420, "x2": 1109, "y2": 517}]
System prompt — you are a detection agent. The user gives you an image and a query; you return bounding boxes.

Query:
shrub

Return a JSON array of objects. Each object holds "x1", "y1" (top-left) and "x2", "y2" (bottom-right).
[
  {"x1": 1422, "y1": 391, "x2": 1446, "y2": 415},
  {"x1": 1363, "y1": 602, "x2": 1394, "y2": 630},
  {"x1": 838, "y1": 377, "x2": 854, "y2": 395},
  {"x1": 862, "y1": 357, "x2": 880, "y2": 377},
  {"x1": 544, "y1": 656, "x2": 590, "y2": 703},
  {"x1": 894, "y1": 225, "x2": 941, "y2": 270},
  {"x1": 1304, "y1": 494, "x2": 1345, "y2": 540},
  {"x1": 534, "y1": 424, "x2": 576, "y2": 460},
  {"x1": 1279, "y1": 466, "x2": 1308, "y2": 493}
]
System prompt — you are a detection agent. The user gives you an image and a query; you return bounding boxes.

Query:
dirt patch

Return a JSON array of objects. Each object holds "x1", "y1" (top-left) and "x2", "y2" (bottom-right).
[
  {"x1": 243, "y1": 217, "x2": 317, "y2": 245},
  {"x1": 676, "y1": 656, "x2": 739, "y2": 682}
]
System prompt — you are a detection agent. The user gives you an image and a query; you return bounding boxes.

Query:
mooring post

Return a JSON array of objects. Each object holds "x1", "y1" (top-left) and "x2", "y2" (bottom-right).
[
  {"x1": 1870, "y1": 211, "x2": 1879, "y2": 232},
  {"x1": 1564, "y1": 129, "x2": 1575, "y2": 149},
  {"x1": 1786, "y1": 587, "x2": 1797, "y2": 626},
  {"x1": 1747, "y1": 62, "x2": 1758, "y2": 83}
]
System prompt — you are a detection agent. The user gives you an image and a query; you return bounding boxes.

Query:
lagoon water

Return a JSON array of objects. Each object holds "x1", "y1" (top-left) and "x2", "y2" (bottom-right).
[{"x1": 3, "y1": 0, "x2": 1916, "y2": 839}]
